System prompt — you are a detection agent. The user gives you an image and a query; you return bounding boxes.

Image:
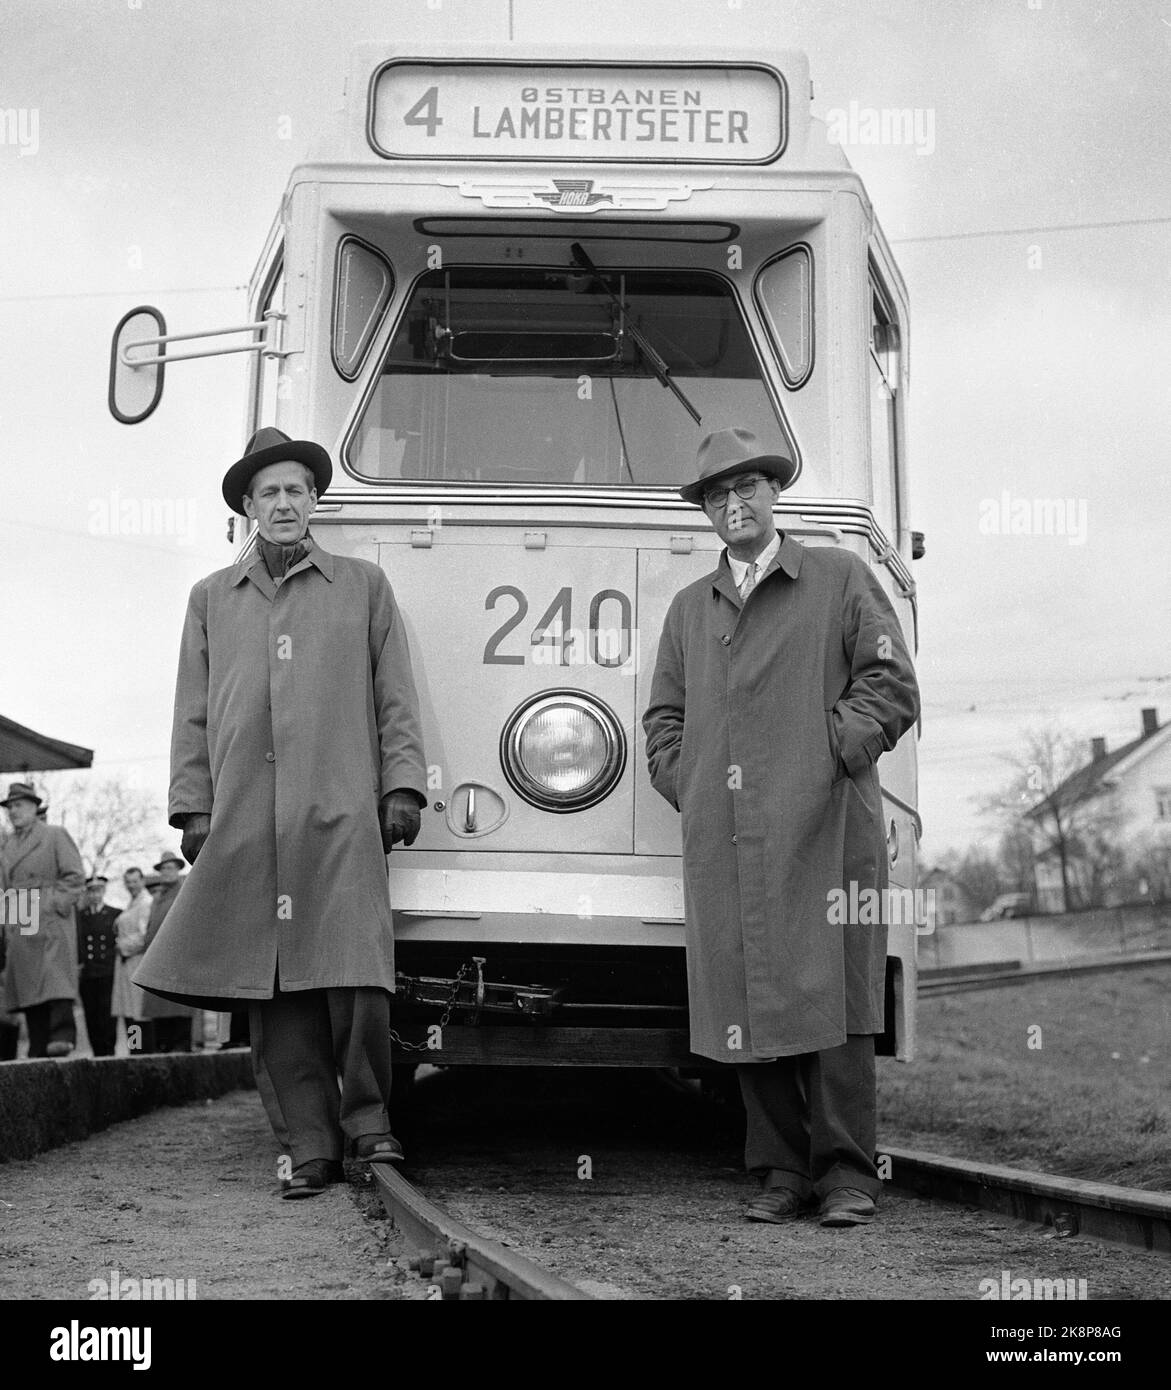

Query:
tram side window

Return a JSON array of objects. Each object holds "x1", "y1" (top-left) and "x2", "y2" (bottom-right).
[
  {"x1": 332, "y1": 237, "x2": 393, "y2": 380},
  {"x1": 869, "y1": 275, "x2": 901, "y2": 538},
  {"x1": 755, "y1": 246, "x2": 813, "y2": 387},
  {"x1": 347, "y1": 267, "x2": 796, "y2": 487}
]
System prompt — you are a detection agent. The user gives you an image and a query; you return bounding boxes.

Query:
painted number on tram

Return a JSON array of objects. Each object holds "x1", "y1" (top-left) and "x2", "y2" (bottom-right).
[
  {"x1": 483, "y1": 585, "x2": 633, "y2": 667},
  {"x1": 402, "y1": 86, "x2": 443, "y2": 137}
]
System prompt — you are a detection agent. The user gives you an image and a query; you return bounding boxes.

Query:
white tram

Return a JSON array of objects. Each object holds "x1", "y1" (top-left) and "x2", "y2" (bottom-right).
[{"x1": 111, "y1": 42, "x2": 923, "y2": 1067}]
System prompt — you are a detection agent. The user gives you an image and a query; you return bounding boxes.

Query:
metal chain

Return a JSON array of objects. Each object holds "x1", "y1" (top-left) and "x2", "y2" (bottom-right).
[{"x1": 388, "y1": 960, "x2": 472, "y2": 1052}]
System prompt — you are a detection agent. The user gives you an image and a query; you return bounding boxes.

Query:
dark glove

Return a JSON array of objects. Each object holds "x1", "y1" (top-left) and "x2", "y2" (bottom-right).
[
  {"x1": 181, "y1": 813, "x2": 211, "y2": 866},
  {"x1": 380, "y1": 791, "x2": 421, "y2": 852}
]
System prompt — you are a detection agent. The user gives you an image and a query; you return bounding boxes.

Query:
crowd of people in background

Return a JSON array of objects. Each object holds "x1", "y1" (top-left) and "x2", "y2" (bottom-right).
[{"x1": 0, "y1": 780, "x2": 246, "y2": 1061}]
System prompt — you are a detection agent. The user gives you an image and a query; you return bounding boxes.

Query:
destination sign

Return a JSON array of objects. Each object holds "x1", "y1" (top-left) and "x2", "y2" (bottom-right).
[{"x1": 369, "y1": 62, "x2": 785, "y2": 163}]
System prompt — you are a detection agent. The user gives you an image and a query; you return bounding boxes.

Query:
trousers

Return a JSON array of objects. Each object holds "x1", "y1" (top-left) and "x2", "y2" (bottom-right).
[
  {"x1": 736, "y1": 1034, "x2": 879, "y2": 1200},
  {"x1": 25, "y1": 999, "x2": 77, "y2": 1058},
  {"x1": 79, "y1": 975, "x2": 116, "y2": 1057},
  {"x1": 248, "y1": 986, "x2": 392, "y2": 1168}
]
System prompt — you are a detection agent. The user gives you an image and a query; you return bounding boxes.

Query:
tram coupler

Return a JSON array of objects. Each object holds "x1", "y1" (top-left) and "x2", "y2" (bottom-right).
[{"x1": 394, "y1": 960, "x2": 562, "y2": 1021}]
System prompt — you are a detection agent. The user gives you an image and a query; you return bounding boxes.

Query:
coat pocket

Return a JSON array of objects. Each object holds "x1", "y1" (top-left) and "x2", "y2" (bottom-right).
[{"x1": 825, "y1": 709, "x2": 847, "y2": 784}]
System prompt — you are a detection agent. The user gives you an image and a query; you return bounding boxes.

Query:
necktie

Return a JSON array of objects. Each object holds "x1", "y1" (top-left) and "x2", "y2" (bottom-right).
[{"x1": 739, "y1": 563, "x2": 757, "y2": 601}]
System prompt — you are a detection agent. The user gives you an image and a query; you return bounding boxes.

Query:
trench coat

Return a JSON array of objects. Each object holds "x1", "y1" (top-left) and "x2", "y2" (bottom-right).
[
  {"x1": 110, "y1": 888, "x2": 152, "y2": 1020},
  {"x1": 642, "y1": 534, "x2": 920, "y2": 1062},
  {"x1": 136, "y1": 879, "x2": 200, "y2": 1020},
  {"x1": 0, "y1": 822, "x2": 85, "y2": 1012},
  {"x1": 135, "y1": 540, "x2": 427, "y2": 1011}
]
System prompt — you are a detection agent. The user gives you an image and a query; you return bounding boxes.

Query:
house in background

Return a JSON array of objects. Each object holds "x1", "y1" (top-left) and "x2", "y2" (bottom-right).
[
  {"x1": 1026, "y1": 708, "x2": 1171, "y2": 912},
  {"x1": 920, "y1": 866, "x2": 980, "y2": 928}
]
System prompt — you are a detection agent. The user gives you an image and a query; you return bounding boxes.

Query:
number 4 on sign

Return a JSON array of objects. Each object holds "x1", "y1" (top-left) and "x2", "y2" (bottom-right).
[{"x1": 404, "y1": 87, "x2": 442, "y2": 137}]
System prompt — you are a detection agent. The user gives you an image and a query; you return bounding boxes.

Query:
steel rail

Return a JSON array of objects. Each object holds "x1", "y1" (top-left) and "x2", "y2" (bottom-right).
[
  {"x1": 881, "y1": 1146, "x2": 1171, "y2": 1256},
  {"x1": 918, "y1": 949, "x2": 1171, "y2": 997},
  {"x1": 370, "y1": 1163, "x2": 595, "y2": 1300}
]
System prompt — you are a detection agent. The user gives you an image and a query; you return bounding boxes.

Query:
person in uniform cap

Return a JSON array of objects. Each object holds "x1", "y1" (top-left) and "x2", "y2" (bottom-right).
[
  {"x1": 136, "y1": 853, "x2": 199, "y2": 1051},
  {"x1": 643, "y1": 427, "x2": 920, "y2": 1227},
  {"x1": 136, "y1": 428, "x2": 428, "y2": 1199},
  {"x1": 76, "y1": 875, "x2": 120, "y2": 1056},
  {"x1": 0, "y1": 782, "x2": 85, "y2": 1057}
]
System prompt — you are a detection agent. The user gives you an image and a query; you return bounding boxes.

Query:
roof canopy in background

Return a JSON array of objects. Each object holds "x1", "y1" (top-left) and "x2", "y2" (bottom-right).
[{"x1": 0, "y1": 714, "x2": 93, "y2": 773}]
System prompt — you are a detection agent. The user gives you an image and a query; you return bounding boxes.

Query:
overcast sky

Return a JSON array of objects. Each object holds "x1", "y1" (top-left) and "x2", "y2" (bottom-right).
[{"x1": 2, "y1": 0, "x2": 1169, "y2": 880}]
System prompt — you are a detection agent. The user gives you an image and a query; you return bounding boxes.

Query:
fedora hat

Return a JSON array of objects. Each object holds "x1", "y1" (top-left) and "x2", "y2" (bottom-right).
[
  {"x1": 1, "y1": 781, "x2": 43, "y2": 809},
  {"x1": 679, "y1": 427, "x2": 796, "y2": 506},
  {"x1": 153, "y1": 851, "x2": 185, "y2": 872},
  {"x1": 222, "y1": 427, "x2": 332, "y2": 516}
]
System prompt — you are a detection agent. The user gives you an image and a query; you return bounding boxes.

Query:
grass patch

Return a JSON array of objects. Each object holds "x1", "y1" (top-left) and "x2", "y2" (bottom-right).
[{"x1": 878, "y1": 965, "x2": 1171, "y2": 1190}]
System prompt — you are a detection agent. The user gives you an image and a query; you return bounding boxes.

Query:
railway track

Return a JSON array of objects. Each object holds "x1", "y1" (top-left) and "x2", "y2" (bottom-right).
[
  {"x1": 366, "y1": 1069, "x2": 1171, "y2": 1300},
  {"x1": 369, "y1": 1162, "x2": 593, "y2": 1300},
  {"x1": 917, "y1": 948, "x2": 1171, "y2": 997}
]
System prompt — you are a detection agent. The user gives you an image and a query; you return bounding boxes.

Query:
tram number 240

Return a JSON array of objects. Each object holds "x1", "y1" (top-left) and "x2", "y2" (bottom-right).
[{"x1": 484, "y1": 585, "x2": 634, "y2": 668}]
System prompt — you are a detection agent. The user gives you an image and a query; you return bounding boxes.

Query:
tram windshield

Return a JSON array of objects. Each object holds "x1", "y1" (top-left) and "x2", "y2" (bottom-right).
[{"x1": 348, "y1": 266, "x2": 792, "y2": 486}]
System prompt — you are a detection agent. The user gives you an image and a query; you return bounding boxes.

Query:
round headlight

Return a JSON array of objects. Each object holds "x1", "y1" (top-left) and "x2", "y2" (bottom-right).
[{"x1": 500, "y1": 690, "x2": 626, "y2": 812}]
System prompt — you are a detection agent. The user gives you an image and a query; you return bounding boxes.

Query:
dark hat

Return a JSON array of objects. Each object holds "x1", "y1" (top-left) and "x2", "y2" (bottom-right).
[
  {"x1": 679, "y1": 427, "x2": 796, "y2": 506},
  {"x1": 85, "y1": 876, "x2": 108, "y2": 888},
  {"x1": 221, "y1": 427, "x2": 332, "y2": 516},
  {"x1": 1, "y1": 781, "x2": 43, "y2": 809},
  {"x1": 153, "y1": 851, "x2": 185, "y2": 871}
]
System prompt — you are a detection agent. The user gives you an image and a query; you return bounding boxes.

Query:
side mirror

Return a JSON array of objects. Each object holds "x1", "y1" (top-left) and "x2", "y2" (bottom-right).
[{"x1": 109, "y1": 306, "x2": 166, "y2": 423}]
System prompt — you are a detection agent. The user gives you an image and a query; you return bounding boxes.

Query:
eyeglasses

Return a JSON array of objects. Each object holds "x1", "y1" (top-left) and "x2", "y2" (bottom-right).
[{"x1": 704, "y1": 475, "x2": 767, "y2": 509}]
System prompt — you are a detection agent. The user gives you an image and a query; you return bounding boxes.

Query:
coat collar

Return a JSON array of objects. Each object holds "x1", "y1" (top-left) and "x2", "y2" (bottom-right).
[
  {"x1": 711, "y1": 531, "x2": 803, "y2": 607},
  {"x1": 231, "y1": 535, "x2": 335, "y2": 598},
  {"x1": 2, "y1": 819, "x2": 47, "y2": 875}
]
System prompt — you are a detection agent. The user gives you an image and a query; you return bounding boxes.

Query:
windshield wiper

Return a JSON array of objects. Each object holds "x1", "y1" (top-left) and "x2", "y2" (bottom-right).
[{"x1": 569, "y1": 243, "x2": 702, "y2": 427}]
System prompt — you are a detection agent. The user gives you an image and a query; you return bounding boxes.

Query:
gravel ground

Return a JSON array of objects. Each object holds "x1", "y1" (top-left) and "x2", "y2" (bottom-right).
[
  {"x1": 404, "y1": 1068, "x2": 1171, "y2": 1302},
  {"x1": 1, "y1": 1070, "x2": 1168, "y2": 1303},
  {"x1": 0, "y1": 1090, "x2": 408, "y2": 1301}
]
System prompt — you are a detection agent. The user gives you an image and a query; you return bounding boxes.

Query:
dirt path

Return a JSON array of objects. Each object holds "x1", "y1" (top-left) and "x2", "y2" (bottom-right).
[{"x1": 0, "y1": 1090, "x2": 409, "y2": 1301}]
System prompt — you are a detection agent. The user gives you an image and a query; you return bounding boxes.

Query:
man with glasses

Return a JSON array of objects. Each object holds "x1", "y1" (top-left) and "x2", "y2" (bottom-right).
[{"x1": 643, "y1": 427, "x2": 919, "y2": 1227}]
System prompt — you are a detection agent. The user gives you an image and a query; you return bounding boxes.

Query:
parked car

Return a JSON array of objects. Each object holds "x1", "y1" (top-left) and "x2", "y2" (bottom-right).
[{"x1": 979, "y1": 893, "x2": 1033, "y2": 921}]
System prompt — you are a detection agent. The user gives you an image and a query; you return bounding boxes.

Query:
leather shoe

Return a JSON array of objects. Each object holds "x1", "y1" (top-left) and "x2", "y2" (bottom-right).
[
  {"x1": 46, "y1": 1041, "x2": 73, "y2": 1058},
  {"x1": 818, "y1": 1187, "x2": 876, "y2": 1226},
  {"x1": 747, "y1": 1182, "x2": 806, "y2": 1223},
  {"x1": 281, "y1": 1158, "x2": 344, "y2": 1200},
  {"x1": 354, "y1": 1132, "x2": 405, "y2": 1165}
]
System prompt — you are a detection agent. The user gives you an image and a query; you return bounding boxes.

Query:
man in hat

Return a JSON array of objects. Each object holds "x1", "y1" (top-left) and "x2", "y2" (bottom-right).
[
  {"x1": 76, "y1": 875, "x2": 120, "y2": 1057},
  {"x1": 137, "y1": 853, "x2": 199, "y2": 1052},
  {"x1": 643, "y1": 427, "x2": 920, "y2": 1227},
  {"x1": 0, "y1": 782, "x2": 86, "y2": 1057},
  {"x1": 136, "y1": 428, "x2": 427, "y2": 1199}
]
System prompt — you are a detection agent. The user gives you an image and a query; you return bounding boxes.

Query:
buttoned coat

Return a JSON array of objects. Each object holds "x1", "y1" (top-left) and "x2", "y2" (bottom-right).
[
  {"x1": 642, "y1": 535, "x2": 919, "y2": 1062},
  {"x1": 135, "y1": 541, "x2": 427, "y2": 1011},
  {"x1": 0, "y1": 822, "x2": 85, "y2": 1012}
]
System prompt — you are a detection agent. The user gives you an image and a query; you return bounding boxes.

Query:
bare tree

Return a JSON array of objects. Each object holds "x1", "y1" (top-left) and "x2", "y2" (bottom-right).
[
  {"x1": 982, "y1": 724, "x2": 1123, "y2": 912},
  {"x1": 35, "y1": 772, "x2": 167, "y2": 879},
  {"x1": 933, "y1": 846, "x2": 1005, "y2": 916},
  {"x1": 997, "y1": 825, "x2": 1038, "y2": 902}
]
